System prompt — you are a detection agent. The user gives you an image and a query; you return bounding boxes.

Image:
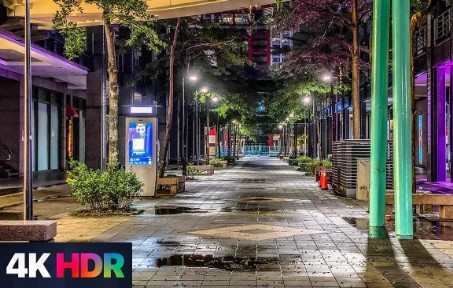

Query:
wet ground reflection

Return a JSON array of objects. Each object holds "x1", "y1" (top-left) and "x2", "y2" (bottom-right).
[
  {"x1": 153, "y1": 206, "x2": 209, "y2": 215},
  {"x1": 154, "y1": 254, "x2": 282, "y2": 272},
  {"x1": 343, "y1": 217, "x2": 453, "y2": 240}
]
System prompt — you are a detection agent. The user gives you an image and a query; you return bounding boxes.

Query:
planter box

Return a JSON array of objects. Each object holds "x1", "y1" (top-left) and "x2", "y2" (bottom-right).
[
  {"x1": 157, "y1": 176, "x2": 185, "y2": 194},
  {"x1": 288, "y1": 159, "x2": 298, "y2": 166},
  {"x1": 218, "y1": 161, "x2": 228, "y2": 168},
  {"x1": 188, "y1": 165, "x2": 215, "y2": 176}
]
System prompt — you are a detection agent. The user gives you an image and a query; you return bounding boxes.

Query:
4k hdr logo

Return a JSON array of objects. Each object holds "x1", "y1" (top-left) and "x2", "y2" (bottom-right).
[
  {"x1": 6, "y1": 253, "x2": 125, "y2": 278},
  {"x1": 0, "y1": 243, "x2": 132, "y2": 288}
]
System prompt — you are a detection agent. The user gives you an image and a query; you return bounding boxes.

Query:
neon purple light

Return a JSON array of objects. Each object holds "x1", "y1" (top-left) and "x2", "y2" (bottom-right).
[
  {"x1": 437, "y1": 67, "x2": 447, "y2": 181},
  {"x1": 0, "y1": 30, "x2": 87, "y2": 74}
]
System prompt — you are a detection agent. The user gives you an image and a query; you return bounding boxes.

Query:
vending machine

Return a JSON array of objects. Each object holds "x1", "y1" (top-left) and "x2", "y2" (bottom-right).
[{"x1": 125, "y1": 117, "x2": 158, "y2": 196}]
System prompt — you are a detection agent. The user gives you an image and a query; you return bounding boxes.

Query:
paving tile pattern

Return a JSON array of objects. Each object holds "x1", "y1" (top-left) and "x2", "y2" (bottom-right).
[{"x1": 90, "y1": 157, "x2": 453, "y2": 287}]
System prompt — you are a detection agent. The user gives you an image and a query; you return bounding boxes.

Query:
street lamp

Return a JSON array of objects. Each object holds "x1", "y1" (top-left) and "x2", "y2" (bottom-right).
[
  {"x1": 322, "y1": 73, "x2": 333, "y2": 83},
  {"x1": 202, "y1": 90, "x2": 216, "y2": 165},
  {"x1": 24, "y1": 0, "x2": 33, "y2": 220},
  {"x1": 322, "y1": 72, "x2": 338, "y2": 143},
  {"x1": 303, "y1": 96, "x2": 317, "y2": 158}
]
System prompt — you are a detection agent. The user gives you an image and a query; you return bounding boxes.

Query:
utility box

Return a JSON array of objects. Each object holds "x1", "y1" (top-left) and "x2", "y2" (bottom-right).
[{"x1": 356, "y1": 159, "x2": 370, "y2": 201}]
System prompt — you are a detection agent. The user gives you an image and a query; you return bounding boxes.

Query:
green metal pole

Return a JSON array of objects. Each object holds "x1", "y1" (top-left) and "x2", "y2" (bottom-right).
[
  {"x1": 369, "y1": 0, "x2": 390, "y2": 238},
  {"x1": 392, "y1": 0, "x2": 413, "y2": 239}
]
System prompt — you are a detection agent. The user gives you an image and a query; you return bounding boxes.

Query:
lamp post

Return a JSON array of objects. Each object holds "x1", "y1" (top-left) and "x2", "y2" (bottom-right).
[
  {"x1": 323, "y1": 73, "x2": 338, "y2": 144},
  {"x1": 303, "y1": 97, "x2": 312, "y2": 157},
  {"x1": 304, "y1": 96, "x2": 316, "y2": 158},
  {"x1": 200, "y1": 87, "x2": 210, "y2": 164},
  {"x1": 182, "y1": 74, "x2": 197, "y2": 174},
  {"x1": 232, "y1": 120, "x2": 237, "y2": 158},
  {"x1": 210, "y1": 97, "x2": 219, "y2": 159},
  {"x1": 278, "y1": 124, "x2": 284, "y2": 156},
  {"x1": 24, "y1": 0, "x2": 33, "y2": 220}
]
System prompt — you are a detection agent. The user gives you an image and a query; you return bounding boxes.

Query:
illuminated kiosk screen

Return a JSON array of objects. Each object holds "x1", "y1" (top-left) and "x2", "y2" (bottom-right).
[{"x1": 128, "y1": 122, "x2": 153, "y2": 165}]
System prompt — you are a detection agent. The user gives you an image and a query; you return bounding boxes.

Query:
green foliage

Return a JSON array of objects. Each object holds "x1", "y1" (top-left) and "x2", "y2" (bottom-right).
[
  {"x1": 187, "y1": 165, "x2": 205, "y2": 176},
  {"x1": 210, "y1": 158, "x2": 226, "y2": 168},
  {"x1": 222, "y1": 156, "x2": 236, "y2": 164},
  {"x1": 52, "y1": 0, "x2": 165, "y2": 59},
  {"x1": 52, "y1": 0, "x2": 86, "y2": 60},
  {"x1": 193, "y1": 91, "x2": 219, "y2": 104},
  {"x1": 67, "y1": 160, "x2": 143, "y2": 212},
  {"x1": 297, "y1": 157, "x2": 331, "y2": 175},
  {"x1": 296, "y1": 156, "x2": 312, "y2": 164}
]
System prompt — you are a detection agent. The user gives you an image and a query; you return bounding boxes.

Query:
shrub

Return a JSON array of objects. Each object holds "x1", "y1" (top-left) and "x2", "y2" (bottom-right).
[
  {"x1": 320, "y1": 159, "x2": 332, "y2": 169},
  {"x1": 67, "y1": 160, "x2": 143, "y2": 212},
  {"x1": 297, "y1": 156, "x2": 312, "y2": 165},
  {"x1": 210, "y1": 158, "x2": 225, "y2": 168},
  {"x1": 222, "y1": 156, "x2": 236, "y2": 164}
]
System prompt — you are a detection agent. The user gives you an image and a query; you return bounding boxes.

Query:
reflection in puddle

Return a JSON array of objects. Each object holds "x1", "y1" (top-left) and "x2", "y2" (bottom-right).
[
  {"x1": 154, "y1": 254, "x2": 281, "y2": 272},
  {"x1": 343, "y1": 217, "x2": 453, "y2": 240},
  {"x1": 220, "y1": 206, "x2": 278, "y2": 212},
  {"x1": 154, "y1": 206, "x2": 208, "y2": 215}
]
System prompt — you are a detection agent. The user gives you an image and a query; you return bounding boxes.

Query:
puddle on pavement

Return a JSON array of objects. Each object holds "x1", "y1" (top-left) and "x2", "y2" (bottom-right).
[
  {"x1": 343, "y1": 217, "x2": 453, "y2": 240},
  {"x1": 0, "y1": 212, "x2": 23, "y2": 220},
  {"x1": 154, "y1": 206, "x2": 208, "y2": 215},
  {"x1": 153, "y1": 254, "x2": 281, "y2": 272},
  {"x1": 220, "y1": 206, "x2": 279, "y2": 213}
]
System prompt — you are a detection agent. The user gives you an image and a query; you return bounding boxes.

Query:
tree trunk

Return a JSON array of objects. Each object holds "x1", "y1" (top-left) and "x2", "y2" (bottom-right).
[
  {"x1": 351, "y1": 0, "x2": 361, "y2": 139},
  {"x1": 159, "y1": 18, "x2": 181, "y2": 178},
  {"x1": 411, "y1": 13, "x2": 421, "y2": 195},
  {"x1": 104, "y1": 19, "x2": 119, "y2": 166}
]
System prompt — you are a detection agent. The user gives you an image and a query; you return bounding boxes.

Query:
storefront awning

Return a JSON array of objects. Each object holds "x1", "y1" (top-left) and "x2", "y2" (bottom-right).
[
  {"x1": 0, "y1": 29, "x2": 88, "y2": 90},
  {"x1": 3, "y1": 0, "x2": 277, "y2": 29}
]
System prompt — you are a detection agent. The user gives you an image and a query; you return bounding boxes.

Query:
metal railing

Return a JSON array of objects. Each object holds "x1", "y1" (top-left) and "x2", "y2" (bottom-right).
[
  {"x1": 0, "y1": 142, "x2": 13, "y2": 161},
  {"x1": 434, "y1": 9, "x2": 451, "y2": 45},
  {"x1": 414, "y1": 25, "x2": 427, "y2": 56}
]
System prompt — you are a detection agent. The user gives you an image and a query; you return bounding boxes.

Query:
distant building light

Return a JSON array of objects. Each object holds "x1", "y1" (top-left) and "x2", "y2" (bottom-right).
[{"x1": 131, "y1": 106, "x2": 153, "y2": 114}]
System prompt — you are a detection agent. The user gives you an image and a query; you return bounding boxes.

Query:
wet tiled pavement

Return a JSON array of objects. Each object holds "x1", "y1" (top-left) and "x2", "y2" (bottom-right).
[{"x1": 94, "y1": 157, "x2": 453, "y2": 287}]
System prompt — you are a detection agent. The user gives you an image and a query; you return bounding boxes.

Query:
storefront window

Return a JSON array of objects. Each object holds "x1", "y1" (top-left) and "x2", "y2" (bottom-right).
[
  {"x1": 50, "y1": 105, "x2": 59, "y2": 170},
  {"x1": 38, "y1": 102, "x2": 49, "y2": 171}
]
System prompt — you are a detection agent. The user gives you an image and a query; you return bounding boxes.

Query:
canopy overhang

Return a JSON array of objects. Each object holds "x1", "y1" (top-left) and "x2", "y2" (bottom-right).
[
  {"x1": 4, "y1": 0, "x2": 276, "y2": 29},
  {"x1": 0, "y1": 29, "x2": 88, "y2": 89}
]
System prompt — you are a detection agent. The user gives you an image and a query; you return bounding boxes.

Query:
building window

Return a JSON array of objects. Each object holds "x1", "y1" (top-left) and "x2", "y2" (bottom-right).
[
  {"x1": 234, "y1": 14, "x2": 247, "y2": 24},
  {"x1": 221, "y1": 14, "x2": 233, "y2": 24}
]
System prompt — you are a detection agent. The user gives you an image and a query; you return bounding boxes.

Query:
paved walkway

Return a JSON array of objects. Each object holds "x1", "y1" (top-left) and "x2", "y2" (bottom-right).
[{"x1": 47, "y1": 157, "x2": 453, "y2": 287}]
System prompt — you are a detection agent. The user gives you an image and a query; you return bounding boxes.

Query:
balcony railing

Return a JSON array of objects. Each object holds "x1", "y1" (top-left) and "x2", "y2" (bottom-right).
[
  {"x1": 434, "y1": 8, "x2": 451, "y2": 45},
  {"x1": 414, "y1": 25, "x2": 427, "y2": 56}
]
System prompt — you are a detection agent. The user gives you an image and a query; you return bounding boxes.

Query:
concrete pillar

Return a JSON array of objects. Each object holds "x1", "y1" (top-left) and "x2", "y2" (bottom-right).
[
  {"x1": 369, "y1": 0, "x2": 390, "y2": 238},
  {"x1": 392, "y1": 0, "x2": 413, "y2": 238}
]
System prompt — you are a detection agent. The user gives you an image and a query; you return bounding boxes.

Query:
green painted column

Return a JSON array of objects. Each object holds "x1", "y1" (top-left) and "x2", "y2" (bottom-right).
[
  {"x1": 392, "y1": 0, "x2": 413, "y2": 239},
  {"x1": 369, "y1": 0, "x2": 390, "y2": 238}
]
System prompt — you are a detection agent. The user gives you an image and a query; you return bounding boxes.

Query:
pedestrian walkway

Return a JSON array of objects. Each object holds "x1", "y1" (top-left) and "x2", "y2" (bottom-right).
[{"x1": 71, "y1": 156, "x2": 452, "y2": 288}]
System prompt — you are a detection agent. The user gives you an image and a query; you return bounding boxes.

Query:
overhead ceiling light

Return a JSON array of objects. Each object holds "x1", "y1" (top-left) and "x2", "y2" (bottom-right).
[{"x1": 131, "y1": 106, "x2": 153, "y2": 114}]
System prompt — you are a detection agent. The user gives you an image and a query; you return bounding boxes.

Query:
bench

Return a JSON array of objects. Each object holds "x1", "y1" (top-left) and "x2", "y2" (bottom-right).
[
  {"x1": 0, "y1": 220, "x2": 57, "y2": 242},
  {"x1": 386, "y1": 193, "x2": 453, "y2": 219},
  {"x1": 157, "y1": 176, "x2": 186, "y2": 195},
  {"x1": 188, "y1": 165, "x2": 214, "y2": 176}
]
